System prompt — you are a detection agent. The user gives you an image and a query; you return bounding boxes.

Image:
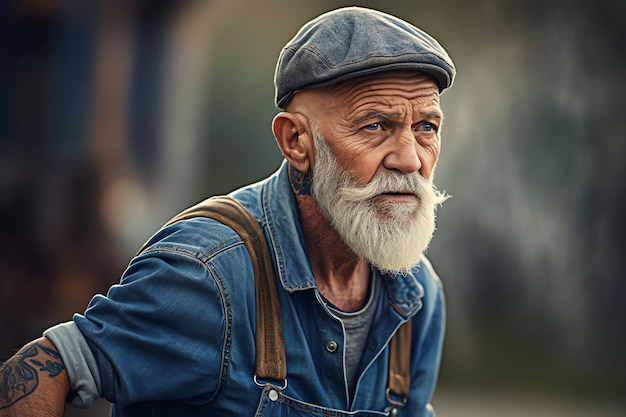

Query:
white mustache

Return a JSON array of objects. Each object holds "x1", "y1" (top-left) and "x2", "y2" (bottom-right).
[{"x1": 338, "y1": 171, "x2": 432, "y2": 202}]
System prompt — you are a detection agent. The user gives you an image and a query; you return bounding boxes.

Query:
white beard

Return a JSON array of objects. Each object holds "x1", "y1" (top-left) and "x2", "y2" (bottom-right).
[{"x1": 311, "y1": 128, "x2": 448, "y2": 275}]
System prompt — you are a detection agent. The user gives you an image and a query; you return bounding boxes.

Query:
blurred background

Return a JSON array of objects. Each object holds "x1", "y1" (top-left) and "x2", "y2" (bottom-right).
[{"x1": 0, "y1": 0, "x2": 624, "y2": 416}]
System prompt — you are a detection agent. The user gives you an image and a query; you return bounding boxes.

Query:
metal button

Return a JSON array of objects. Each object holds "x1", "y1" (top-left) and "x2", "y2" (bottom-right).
[
  {"x1": 389, "y1": 407, "x2": 399, "y2": 417},
  {"x1": 326, "y1": 340, "x2": 338, "y2": 352},
  {"x1": 268, "y1": 389, "x2": 279, "y2": 401}
]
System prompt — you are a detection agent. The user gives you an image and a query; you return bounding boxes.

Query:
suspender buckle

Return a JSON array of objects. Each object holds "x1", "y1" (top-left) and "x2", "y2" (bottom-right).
[
  {"x1": 385, "y1": 387, "x2": 407, "y2": 407},
  {"x1": 253, "y1": 374, "x2": 288, "y2": 391}
]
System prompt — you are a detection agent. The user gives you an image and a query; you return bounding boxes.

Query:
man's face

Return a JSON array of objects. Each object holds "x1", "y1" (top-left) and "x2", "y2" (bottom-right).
[
  {"x1": 309, "y1": 71, "x2": 443, "y2": 186},
  {"x1": 307, "y1": 72, "x2": 448, "y2": 274}
]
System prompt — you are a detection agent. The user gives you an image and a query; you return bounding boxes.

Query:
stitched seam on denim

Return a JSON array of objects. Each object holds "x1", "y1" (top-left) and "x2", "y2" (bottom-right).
[
  {"x1": 139, "y1": 239, "x2": 245, "y2": 404},
  {"x1": 262, "y1": 177, "x2": 315, "y2": 292},
  {"x1": 140, "y1": 235, "x2": 242, "y2": 264},
  {"x1": 262, "y1": 179, "x2": 289, "y2": 289},
  {"x1": 277, "y1": 390, "x2": 388, "y2": 416},
  {"x1": 203, "y1": 258, "x2": 234, "y2": 404}
]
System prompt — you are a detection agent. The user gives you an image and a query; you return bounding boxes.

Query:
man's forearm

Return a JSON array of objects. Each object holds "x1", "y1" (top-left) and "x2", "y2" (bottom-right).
[{"x1": 0, "y1": 337, "x2": 69, "y2": 417}]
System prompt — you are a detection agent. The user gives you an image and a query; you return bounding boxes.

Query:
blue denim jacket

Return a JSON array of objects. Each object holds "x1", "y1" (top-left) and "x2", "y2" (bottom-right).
[{"x1": 69, "y1": 161, "x2": 445, "y2": 417}]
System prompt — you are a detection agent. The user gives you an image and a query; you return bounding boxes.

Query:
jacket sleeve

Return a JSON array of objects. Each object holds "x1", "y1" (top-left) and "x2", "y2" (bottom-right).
[{"x1": 72, "y1": 220, "x2": 240, "y2": 405}]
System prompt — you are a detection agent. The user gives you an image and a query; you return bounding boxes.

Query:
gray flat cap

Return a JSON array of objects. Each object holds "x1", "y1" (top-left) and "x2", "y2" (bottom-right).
[{"x1": 274, "y1": 7, "x2": 456, "y2": 109}]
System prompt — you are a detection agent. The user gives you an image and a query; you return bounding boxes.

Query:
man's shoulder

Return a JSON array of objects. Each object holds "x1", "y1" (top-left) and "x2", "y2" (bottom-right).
[{"x1": 136, "y1": 215, "x2": 249, "y2": 263}]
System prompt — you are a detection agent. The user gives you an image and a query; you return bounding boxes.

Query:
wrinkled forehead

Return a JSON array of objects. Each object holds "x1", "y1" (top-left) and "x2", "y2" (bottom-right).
[
  {"x1": 286, "y1": 71, "x2": 441, "y2": 119},
  {"x1": 320, "y1": 71, "x2": 441, "y2": 112}
]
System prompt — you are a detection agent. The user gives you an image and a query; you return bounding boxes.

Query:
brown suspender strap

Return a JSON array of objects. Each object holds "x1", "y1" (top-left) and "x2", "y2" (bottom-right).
[
  {"x1": 145, "y1": 195, "x2": 411, "y2": 400},
  {"x1": 387, "y1": 319, "x2": 412, "y2": 402},
  {"x1": 158, "y1": 196, "x2": 287, "y2": 381}
]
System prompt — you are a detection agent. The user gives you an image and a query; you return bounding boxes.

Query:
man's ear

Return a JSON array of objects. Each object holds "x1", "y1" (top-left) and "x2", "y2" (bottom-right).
[{"x1": 272, "y1": 112, "x2": 313, "y2": 173}]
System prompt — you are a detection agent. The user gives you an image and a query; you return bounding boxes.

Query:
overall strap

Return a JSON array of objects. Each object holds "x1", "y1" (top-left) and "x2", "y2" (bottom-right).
[
  {"x1": 147, "y1": 195, "x2": 411, "y2": 398},
  {"x1": 156, "y1": 196, "x2": 286, "y2": 381},
  {"x1": 387, "y1": 319, "x2": 412, "y2": 405}
]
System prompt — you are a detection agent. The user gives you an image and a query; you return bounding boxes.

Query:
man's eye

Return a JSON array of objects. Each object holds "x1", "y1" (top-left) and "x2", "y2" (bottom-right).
[
  {"x1": 363, "y1": 123, "x2": 380, "y2": 131},
  {"x1": 419, "y1": 122, "x2": 437, "y2": 132}
]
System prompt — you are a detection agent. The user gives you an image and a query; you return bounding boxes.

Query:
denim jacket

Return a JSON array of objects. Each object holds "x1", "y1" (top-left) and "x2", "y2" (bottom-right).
[{"x1": 49, "y1": 161, "x2": 445, "y2": 417}]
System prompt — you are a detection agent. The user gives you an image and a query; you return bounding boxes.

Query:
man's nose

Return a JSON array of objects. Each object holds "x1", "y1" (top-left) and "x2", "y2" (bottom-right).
[{"x1": 382, "y1": 129, "x2": 421, "y2": 174}]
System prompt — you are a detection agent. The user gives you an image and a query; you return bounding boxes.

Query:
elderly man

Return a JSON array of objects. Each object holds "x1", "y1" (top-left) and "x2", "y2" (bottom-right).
[{"x1": 0, "y1": 6, "x2": 455, "y2": 417}]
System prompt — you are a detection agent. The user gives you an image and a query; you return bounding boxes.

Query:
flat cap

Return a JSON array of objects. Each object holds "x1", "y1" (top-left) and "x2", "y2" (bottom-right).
[{"x1": 274, "y1": 7, "x2": 456, "y2": 109}]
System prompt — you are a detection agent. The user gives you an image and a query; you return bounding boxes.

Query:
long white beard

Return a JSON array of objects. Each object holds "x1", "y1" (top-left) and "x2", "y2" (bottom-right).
[{"x1": 311, "y1": 129, "x2": 448, "y2": 275}]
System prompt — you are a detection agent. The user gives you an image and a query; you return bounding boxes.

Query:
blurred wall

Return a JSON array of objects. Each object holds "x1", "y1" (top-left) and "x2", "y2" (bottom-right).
[{"x1": 1, "y1": 0, "x2": 624, "y2": 415}]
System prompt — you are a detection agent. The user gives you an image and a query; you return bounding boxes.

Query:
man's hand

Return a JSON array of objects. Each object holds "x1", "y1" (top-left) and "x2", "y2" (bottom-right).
[{"x1": 0, "y1": 337, "x2": 69, "y2": 417}]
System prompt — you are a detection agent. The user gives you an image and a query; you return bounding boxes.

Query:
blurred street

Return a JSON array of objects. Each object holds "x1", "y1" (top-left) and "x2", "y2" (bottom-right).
[{"x1": 433, "y1": 390, "x2": 624, "y2": 417}]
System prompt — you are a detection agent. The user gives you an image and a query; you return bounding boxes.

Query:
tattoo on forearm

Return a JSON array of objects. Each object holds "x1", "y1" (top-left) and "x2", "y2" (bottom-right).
[
  {"x1": 289, "y1": 164, "x2": 313, "y2": 196},
  {"x1": 0, "y1": 343, "x2": 65, "y2": 409}
]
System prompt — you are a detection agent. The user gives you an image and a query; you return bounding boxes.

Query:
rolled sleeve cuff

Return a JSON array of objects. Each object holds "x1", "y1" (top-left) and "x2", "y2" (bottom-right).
[{"x1": 44, "y1": 321, "x2": 102, "y2": 408}]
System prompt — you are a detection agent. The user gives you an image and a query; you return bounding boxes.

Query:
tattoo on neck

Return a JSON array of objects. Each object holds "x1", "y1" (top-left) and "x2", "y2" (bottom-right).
[
  {"x1": 0, "y1": 342, "x2": 65, "y2": 409},
  {"x1": 289, "y1": 164, "x2": 313, "y2": 196}
]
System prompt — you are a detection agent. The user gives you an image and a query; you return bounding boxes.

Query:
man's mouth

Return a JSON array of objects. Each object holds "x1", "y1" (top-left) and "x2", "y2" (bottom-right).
[{"x1": 373, "y1": 192, "x2": 419, "y2": 203}]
